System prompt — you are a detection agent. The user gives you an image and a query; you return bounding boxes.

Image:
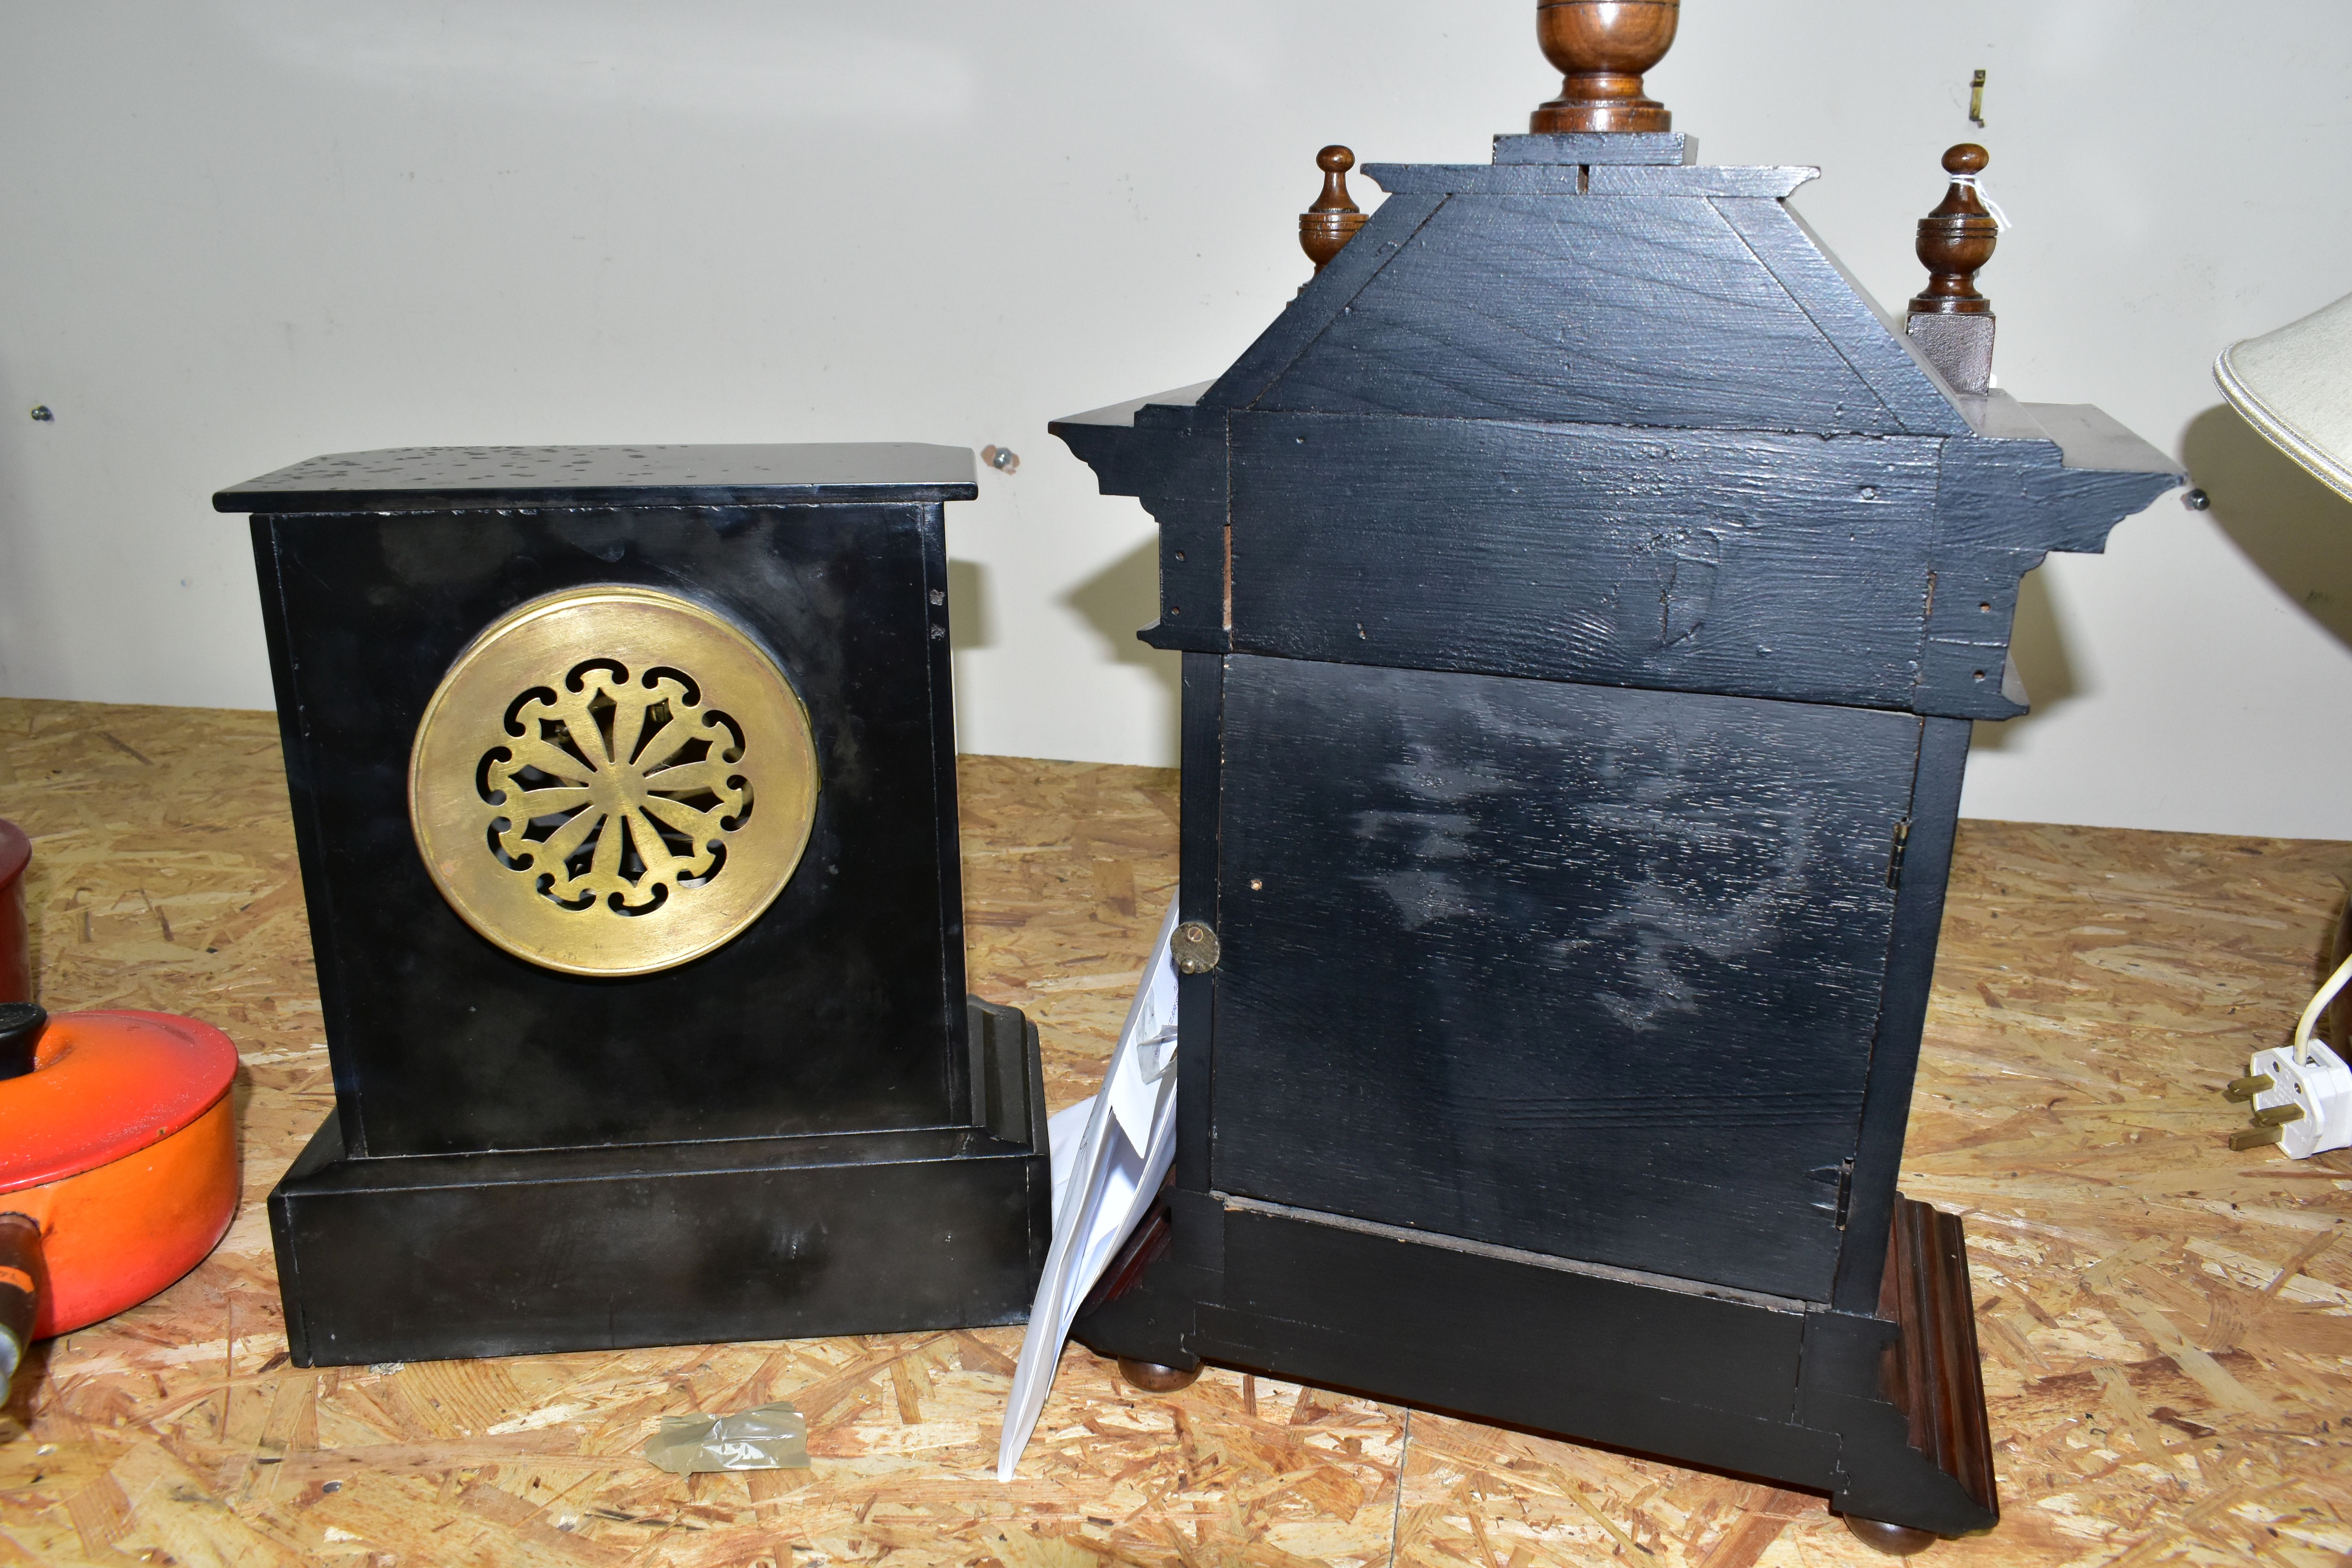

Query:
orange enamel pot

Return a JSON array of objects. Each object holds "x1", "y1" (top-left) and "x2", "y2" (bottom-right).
[
  {"x1": 0, "y1": 818, "x2": 28, "y2": 1004},
  {"x1": 0, "y1": 1007, "x2": 240, "y2": 1368}
]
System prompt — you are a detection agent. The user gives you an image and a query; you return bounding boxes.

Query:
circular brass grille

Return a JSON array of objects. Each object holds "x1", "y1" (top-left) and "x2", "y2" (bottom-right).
[{"x1": 409, "y1": 585, "x2": 818, "y2": 977}]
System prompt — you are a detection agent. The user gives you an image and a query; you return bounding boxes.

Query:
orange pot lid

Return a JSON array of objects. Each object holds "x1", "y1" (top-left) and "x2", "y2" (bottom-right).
[{"x1": 0, "y1": 1010, "x2": 239, "y2": 1194}]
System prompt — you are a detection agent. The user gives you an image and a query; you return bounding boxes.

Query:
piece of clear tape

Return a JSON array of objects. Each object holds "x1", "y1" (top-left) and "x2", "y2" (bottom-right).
[
  {"x1": 1947, "y1": 173, "x2": 2013, "y2": 232},
  {"x1": 1138, "y1": 1023, "x2": 1178, "y2": 1082}
]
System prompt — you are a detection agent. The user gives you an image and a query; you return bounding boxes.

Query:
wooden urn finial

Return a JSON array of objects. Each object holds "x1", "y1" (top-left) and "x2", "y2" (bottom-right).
[
  {"x1": 1300, "y1": 145, "x2": 1368, "y2": 275},
  {"x1": 1530, "y1": 0, "x2": 1679, "y2": 134},
  {"x1": 1909, "y1": 144, "x2": 1998, "y2": 316}
]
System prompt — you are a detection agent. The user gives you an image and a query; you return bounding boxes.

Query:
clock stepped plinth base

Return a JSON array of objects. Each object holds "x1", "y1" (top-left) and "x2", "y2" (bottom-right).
[{"x1": 269, "y1": 998, "x2": 1051, "y2": 1367}]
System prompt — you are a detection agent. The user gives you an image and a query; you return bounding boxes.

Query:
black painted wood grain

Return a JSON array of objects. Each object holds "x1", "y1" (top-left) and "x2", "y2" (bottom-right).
[
  {"x1": 1175, "y1": 652, "x2": 1223, "y2": 1195},
  {"x1": 1051, "y1": 389, "x2": 1233, "y2": 653},
  {"x1": 1072, "y1": 1193, "x2": 1999, "y2": 1535},
  {"x1": 1248, "y1": 194, "x2": 1910, "y2": 434},
  {"x1": 1211, "y1": 655, "x2": 1921, "y2": 1301},
  {"x1": 1201, "y1": 196, "x2": 1447, "y2": 413},
  {"x1": 1833, "y1": 717, "x2": 1970, "y2": 1311},
  {"x1": 1230, "y1": 412, "x2": 1942, "y2": 710},
  {"x1": 1207, "y1": 1204, "x2": 1819, "y2": 1480},
  {"x1": 1147, "y1": 497, "x2": 1230, "y2": 646},
  {"x1": 1365, "y1": 164, "x2": 1818, "y2": 198},
  {"x1": 1049, "y1": 385, "x2": 1223, "y2": 505},
  {"x1": 1711, "y1": 201, "x2": 1972, "y2": 439},
  {"x1": 1938, "y1": 403, "x2": 2182, "y2": 555},
  {"x1": 1916, "y1": 549, "x2": 2042, "y2": 720},
  {"x1": 1491, "y1": 131, "x2": 1688, "y2": 165}
]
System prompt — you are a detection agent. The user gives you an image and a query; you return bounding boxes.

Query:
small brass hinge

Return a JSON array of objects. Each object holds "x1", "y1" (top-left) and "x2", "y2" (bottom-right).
[{"x1": 1886, "y1": 819, "x2": 1913, "y2": 889}]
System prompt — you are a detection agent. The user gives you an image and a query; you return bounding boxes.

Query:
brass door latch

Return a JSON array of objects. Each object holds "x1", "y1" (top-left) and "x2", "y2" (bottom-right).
[{"x1": 1171, "y1": 921, "x2": 1221, "y2": 975}]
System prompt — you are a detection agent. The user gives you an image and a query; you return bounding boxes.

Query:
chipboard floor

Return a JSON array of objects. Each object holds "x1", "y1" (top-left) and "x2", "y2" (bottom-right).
[{"x1": 0, "y1": 698, "x2": 2345, "y2": 1566}]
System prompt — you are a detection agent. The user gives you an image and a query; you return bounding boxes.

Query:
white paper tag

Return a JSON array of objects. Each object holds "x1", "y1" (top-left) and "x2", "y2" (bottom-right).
[{"x1": 997, "y1": 899, "x2": 1185, "y2": 1481}]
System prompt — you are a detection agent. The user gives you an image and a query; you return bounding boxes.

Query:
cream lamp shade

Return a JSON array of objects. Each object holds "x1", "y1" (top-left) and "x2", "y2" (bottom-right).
[
  {"x1": 2215, "y1": 289, "x2": 2352, "y2": 503},
  {"x1": 2212, "y1": 288, "x2": 2352, "y2": 1164}
]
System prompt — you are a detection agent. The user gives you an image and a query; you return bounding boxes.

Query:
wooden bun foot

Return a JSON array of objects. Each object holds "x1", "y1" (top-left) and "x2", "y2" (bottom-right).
[
  {"x1": 1116, "y1": 1358, "x2": 1200, "y2": 1393},
  {"x1": 1840, "y1": 1515, "x2": 1940, "y2": 1555}
]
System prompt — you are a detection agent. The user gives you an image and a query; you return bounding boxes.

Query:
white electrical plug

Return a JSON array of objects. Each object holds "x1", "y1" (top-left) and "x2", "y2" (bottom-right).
[
  {"x1": 2228, "y1": 950, "x2": 2352, "y2": 1156},
  {"x1": 2241, "y1": 1042, "x2": 2352, "y2": 1158}
]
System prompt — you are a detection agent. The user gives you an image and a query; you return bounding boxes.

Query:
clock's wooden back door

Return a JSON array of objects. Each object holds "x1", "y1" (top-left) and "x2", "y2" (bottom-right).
[{"x1": 1210, "y1": 652, "x2": 1922, "y2": 1302}]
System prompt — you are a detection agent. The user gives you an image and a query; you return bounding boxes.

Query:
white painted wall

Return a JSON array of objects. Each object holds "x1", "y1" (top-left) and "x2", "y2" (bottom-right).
[{"x1": 3, "y1": 1, "x2": 2349, "y2": 836}]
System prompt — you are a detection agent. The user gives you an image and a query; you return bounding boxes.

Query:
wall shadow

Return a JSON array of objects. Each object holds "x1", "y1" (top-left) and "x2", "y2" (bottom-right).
[
  {"x1": 2184, "y1": 401, "x2": 2352, "y2": 650},
  {"x1": 947, "y1": 558, "x2": 992, "y2": 652},
  {"x1": 1968, "y1": 565, "x2": 2080, "y2": 753},
  {"x1": 1062, "y1": 536, "x2": 1181, "y2": 747}
]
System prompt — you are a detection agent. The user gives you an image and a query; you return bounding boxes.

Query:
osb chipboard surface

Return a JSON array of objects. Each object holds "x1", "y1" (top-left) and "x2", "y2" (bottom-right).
[{"x1": 0, "y1": 697, "x2": 2345, "y2": 1567}]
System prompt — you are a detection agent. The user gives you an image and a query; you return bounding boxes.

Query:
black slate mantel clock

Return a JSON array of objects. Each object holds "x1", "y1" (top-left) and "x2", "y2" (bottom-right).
[
  {"x1": 217, "y1": 443, "x2": 1051, "y2": 1367},
  {"x1": 1050, "y1": 3, "x2": 2178, "y2": 1552}
]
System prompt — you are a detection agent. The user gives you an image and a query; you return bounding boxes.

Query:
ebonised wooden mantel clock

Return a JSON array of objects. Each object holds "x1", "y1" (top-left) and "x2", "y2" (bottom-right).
[
  {"x1": 1053, "y1": 3, "x2": 2178, "y2": 1549},
  {"x1": 219, "y1": 444, "x2": 1051, "y2": 1368}
]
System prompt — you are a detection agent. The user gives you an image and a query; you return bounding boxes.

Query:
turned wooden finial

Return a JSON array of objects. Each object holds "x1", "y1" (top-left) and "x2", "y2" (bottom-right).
[
  {"x1": 1299, "y1": 145, "x2": 1368, "y2": 275},
  {"x1": 1530, "y1": 0, "x2": 1679, "y2": 134},
  {"x1": 1909, "y1": 144, "x2": 1998, "y2": 315}
]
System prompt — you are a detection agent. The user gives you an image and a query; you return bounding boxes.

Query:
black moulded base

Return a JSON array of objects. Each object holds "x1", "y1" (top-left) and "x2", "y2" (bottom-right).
[
  {"x1": 1074, "y1": 1191, "x2": 1998, "y2": 1541},
  {"x1": 270, "y1": 999, "x2": 1053, "y2": 1367}
]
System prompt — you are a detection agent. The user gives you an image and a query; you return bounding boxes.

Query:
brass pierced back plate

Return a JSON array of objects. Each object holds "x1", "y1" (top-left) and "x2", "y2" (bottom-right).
[{"x1": 409, "y1": 586, "x2": 819, "y2": 977}]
